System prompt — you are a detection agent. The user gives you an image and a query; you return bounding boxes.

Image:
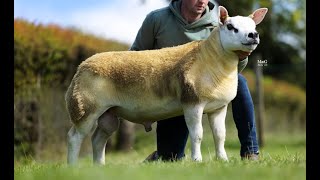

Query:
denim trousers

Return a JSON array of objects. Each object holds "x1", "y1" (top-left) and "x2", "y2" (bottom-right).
[{"x1": 156, "y1": 74, "x2": 259, "y2": 160}]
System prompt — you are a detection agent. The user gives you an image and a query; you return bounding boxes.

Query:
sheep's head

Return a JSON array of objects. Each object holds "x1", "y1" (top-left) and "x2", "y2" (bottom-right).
[{"x1": 218, "y1": 6, "x2": 268, "y2": 58}]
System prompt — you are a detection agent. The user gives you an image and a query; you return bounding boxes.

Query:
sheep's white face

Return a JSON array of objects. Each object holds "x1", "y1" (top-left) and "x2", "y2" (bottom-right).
[
  {"x1": 218, "y1": 6, "x2": 268, "y2": 57},
  {"x1": 220, "y1": 16, "x2": 259, "y2": 52}
]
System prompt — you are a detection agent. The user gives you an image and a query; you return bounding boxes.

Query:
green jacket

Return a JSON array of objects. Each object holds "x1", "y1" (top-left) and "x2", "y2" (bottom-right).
[{"x1": 130, "y1": 0, "x2": 248, "y2": 72}]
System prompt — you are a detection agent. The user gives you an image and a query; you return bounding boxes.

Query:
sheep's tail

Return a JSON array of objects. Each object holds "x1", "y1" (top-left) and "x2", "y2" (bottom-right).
[{"x1": 65, "y1": 72, "x2": 85, "y2": 123}]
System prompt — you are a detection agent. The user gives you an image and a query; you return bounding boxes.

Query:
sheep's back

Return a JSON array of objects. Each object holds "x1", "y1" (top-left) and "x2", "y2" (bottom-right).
[{"x1": 76, "y1": 41, "x2": 200, "y2": 87}]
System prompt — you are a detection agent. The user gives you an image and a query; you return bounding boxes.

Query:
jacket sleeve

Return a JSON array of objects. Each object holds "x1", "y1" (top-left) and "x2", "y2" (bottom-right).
[
  {"x1": 238, "y1": 57, "x2": 248, "y2": 73},
  {"x1": 130, "y1": 12, "x2": 156, "y2": 51}
]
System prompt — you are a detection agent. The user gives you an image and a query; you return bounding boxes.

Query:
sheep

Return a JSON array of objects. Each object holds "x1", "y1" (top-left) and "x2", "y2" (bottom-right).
[{"x1": 65, "y1": 6, "x2": 268, "y2": 165}]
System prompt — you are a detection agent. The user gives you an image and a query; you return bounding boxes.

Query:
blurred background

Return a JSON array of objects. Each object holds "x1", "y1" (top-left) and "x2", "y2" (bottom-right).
[{"x1": 14, "y1": 0, "x2": 305, "y2": 163}]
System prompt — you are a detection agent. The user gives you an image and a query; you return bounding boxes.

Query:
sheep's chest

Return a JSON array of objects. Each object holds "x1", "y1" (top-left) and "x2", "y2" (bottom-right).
[{"x1": 201, "y1": 74, "x2": 238, "y2": 113}]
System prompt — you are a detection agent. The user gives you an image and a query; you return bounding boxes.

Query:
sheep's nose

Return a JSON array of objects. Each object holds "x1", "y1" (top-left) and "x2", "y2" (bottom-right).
[{"x1": 248, "y1": 32, "x2": 259, "y2": 39}]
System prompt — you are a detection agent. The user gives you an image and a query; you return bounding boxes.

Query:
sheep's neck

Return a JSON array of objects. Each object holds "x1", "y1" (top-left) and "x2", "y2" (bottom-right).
[
  {"x1": 200, "y1": 27, "x2": 238, "y2": 70},
  {"x1": 194, "y1": 27, "x2": 239, "y2": 96},
  {"x1": 198, "y1": 27, "x2": 238, "y2": 75}
]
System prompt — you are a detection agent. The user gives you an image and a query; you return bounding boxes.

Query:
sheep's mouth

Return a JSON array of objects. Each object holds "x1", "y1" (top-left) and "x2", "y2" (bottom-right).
[{"x1": 241, "y1": 40, "x2": 259, "y2": 46}]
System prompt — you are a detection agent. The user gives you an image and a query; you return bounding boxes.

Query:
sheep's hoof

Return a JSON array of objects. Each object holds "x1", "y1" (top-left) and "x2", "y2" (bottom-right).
[
  {"x1": 142, "y1": 122, "x2": 153, "y2": 132},
  {"x1": 145, "y1": 126, "x2": 152, "y2": 132},
  {"x1": 193, "y1": 157, "x2": 203, "y2": 162},
  {"x1": 216, "y1": 154, "x2": 229, "y2": 162}
]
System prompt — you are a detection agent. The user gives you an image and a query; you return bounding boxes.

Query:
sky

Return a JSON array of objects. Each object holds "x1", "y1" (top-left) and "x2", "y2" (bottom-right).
[{"x1": 14, "y1": 0, "x2": 169, "y2": 45}]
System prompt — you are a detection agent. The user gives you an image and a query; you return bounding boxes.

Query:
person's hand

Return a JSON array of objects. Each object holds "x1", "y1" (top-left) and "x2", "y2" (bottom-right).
[{"x1": 233, "y1": 50, "x2": 252, "y2": 60}]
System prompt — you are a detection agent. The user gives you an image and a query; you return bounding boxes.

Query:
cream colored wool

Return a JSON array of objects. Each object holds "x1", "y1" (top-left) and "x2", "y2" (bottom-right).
[{"x1": 65, "y1": 27, "x2": 238, "y2": 124}]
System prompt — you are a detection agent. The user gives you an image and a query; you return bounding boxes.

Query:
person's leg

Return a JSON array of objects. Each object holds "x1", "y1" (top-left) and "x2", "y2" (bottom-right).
[
  {"x1": 145, "y1": 115, "x2": 189, "y2": 161},
  {"x1": 231, "y1": 74, "x2": 259, "y2": 159},
  {"x1": 157, "y1": 115, "x2": 189, "y2": 161}
]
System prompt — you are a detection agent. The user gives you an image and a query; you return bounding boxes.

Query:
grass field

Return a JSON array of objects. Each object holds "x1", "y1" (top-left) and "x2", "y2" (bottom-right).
[{"x1": 14, "y1": 122, "x2": 306, "y2": 180}]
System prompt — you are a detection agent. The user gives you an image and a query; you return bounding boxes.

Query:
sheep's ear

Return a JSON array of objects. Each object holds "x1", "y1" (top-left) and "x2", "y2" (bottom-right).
[
  {"x1": 249, "y1": 8, "x2": 268, "y2": 25},
  {"x1": 219, "y1": 6, "x2": 229, "y2": 25}
]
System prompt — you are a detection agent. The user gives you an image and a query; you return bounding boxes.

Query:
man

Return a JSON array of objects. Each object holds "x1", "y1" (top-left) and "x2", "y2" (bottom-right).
[{"x1": 130, "y1": 0, "x2": 259, "y2": 161}]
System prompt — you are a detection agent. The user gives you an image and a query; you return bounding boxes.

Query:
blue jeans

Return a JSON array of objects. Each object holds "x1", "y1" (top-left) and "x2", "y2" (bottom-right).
[{"x1": 156, "y1": 74, "x2": 259, "y2": 160}]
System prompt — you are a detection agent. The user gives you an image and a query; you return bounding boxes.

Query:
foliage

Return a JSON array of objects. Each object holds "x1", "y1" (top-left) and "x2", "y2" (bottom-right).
[
  {"x1": 14, "y1": 19, "x2": 129, "y2": 96},
  {"x1": 14, "y1": 19, "x2": 129, "y2": 159},
  {"x1": 243, "y1": 71, "x2": 305, "y2": 109},
  {"x1": 243, "y1": 70, "x2": 305, "y2": 131}
]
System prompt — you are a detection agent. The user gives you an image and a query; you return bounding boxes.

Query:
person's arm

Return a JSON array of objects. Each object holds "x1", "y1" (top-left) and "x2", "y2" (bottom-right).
[{"x1": 130, "y1": 12, "x2": 157, "y2": 51}]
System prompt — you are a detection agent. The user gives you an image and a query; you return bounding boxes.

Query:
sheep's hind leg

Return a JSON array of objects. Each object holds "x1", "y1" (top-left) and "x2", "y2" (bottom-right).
[
  {"x1": 67, "y1": 114, "x2": 97, "y2": 165},
  {"x1": 92, "y1": 110, "x2": 120, "y2": 165}
]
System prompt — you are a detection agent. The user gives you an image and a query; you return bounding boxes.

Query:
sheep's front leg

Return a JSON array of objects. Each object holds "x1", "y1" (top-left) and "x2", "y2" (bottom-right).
[
  {"x1": 183, "y1": 104, "x2": 205, "y2": 162},
  {"x1": 207, "y1": 105, "x2": 228, "y2": 161}
]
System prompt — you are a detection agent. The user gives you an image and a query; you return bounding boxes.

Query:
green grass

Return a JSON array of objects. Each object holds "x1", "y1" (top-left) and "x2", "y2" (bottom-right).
[
  {"x1": 14, "y1": 130, "x2": 306, "y2": 180},
  {"x1": 14, "y1": 154, "x2": 305, "y2": 180},
  {"x1": 14, "y1": 158, "x2": 305, "y2": 180}
]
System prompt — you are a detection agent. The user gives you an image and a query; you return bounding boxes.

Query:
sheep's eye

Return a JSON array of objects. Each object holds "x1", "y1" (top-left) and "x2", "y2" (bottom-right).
[
  {"x1": 227, "y1": 24, "x2": 234, "y2": 30},
  {"x1": 227, "y1": 24, "x2": 238, "y2": 33}
]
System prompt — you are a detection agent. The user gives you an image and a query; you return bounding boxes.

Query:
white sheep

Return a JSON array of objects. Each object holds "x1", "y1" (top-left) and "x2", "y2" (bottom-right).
[{"x1": 65, "y1": 6, "x2": 268, "y2": 165}]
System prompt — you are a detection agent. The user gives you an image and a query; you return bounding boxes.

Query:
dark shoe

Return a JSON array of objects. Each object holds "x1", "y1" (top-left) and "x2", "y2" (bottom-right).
[
  {"x1": 241, "y1": 153, "x2": 259, "y2": 161},
  {"x1": 143, "y1": 151, "x2": 159, "y2": 162}
]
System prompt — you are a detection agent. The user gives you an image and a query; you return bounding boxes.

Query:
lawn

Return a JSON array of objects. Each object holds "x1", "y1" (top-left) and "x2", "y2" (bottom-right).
[{"x1": 14, "y1": 126, "x2": 306, "y2": 180}]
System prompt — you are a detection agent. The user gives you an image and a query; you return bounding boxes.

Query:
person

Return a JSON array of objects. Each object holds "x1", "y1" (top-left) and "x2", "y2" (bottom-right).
[{"x1": 130, "y1": 0, "x2": 259, "y2": 161}]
